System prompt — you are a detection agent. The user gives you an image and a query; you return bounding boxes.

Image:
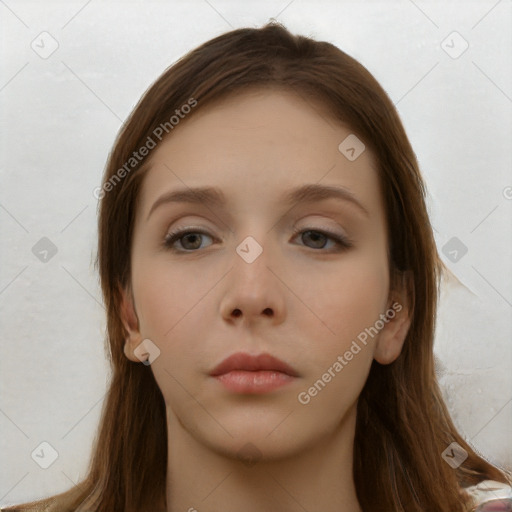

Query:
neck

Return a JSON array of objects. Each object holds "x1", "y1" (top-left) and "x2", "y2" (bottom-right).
[{"x1": 165, "y1": 403, "x2": 363, "y2": 512}]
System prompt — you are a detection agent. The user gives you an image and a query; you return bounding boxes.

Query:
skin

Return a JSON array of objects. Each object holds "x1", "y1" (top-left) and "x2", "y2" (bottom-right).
[{"x1": 120, "y1": 89, "x2": 411, "y2": 512}]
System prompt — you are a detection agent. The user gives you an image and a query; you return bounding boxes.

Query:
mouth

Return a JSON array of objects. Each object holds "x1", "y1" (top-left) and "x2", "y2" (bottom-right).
[{"x1": 209, "y1": 352, "x2": 299, "y2": 394}]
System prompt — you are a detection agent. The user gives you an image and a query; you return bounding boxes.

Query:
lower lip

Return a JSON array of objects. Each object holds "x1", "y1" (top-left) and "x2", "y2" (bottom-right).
[{"x1": 213, "y1": 370, "x2": 296, "y2": 394}]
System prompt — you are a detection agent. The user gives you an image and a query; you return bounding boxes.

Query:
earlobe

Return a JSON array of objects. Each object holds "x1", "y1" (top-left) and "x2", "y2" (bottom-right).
[
  {"x1": 374, "y1": 271, "x2": 413, "y2": 365},
  {"x1": 119, "y1": 284, "x2": 144, "y2": 362}
]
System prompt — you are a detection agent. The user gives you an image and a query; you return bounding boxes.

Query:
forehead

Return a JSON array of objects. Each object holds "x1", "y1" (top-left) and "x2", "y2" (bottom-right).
[{"x1": 137, "y1": 89, "x2": 383, "y2": 219}]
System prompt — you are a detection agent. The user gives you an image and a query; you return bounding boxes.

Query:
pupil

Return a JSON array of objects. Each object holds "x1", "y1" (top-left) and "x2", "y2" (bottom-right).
[
  {"x1": 185, "y1": 234, "x2": 201, "y2": 249},
  {"x1": 306, "y1": 231, "x2": 325, "y2": 248}
]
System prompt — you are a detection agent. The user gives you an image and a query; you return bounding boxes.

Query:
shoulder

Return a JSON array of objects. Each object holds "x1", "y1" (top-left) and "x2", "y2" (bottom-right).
[{"x1": 463, "y1": 479, "x2": 512, "y2": 511}]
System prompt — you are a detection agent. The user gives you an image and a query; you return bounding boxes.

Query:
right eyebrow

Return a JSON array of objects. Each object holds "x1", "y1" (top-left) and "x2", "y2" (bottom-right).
[{"x1": 146, "y1": 186, "x2": 225, "y2": 221}]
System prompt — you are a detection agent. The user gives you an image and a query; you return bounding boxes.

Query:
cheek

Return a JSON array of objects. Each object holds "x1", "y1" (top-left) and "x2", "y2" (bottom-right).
[
  {"x1": 134, "y1": 271, "x2": 178, "y2": 338},
  {"x1": 131, "y1": 257, "x2": 224, "y2": 366},
  {"x1": 133, "y1": 258, "x2": 199, "y2": 332},
  {"x1": 295, "y1": 251, "x2": 390, "y2": 346},
  {"x1": 294, "y1": 260, "x2": 388, "y2": 413}
]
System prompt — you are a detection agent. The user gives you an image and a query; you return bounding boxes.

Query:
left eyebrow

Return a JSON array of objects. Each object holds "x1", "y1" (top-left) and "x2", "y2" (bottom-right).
[
  {"x1": 283, "y1": 183, "x2": 370, "y2": 218},
  {"x1": 146, "y1": 183, "x2": 370, "y2": 221}
]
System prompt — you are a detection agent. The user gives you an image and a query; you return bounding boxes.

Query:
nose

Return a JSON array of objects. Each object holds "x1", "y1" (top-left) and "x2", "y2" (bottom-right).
[{"x1": 219, "y1": 237, "x2": 285, "y2": 326}]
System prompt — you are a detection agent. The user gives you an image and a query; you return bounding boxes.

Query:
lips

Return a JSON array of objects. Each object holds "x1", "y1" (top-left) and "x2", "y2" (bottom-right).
[
  {"x1": 209, "y1": 352, "x2": 299, "y2": 378},
  {"x1": 209, "y1": 352, "x2": 299, "y2": 394}
]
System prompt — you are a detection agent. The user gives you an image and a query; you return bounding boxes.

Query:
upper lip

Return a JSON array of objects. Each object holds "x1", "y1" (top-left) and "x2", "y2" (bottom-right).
[{"x1": 209, "y1": 352, "x2": 299, "y2": 377}]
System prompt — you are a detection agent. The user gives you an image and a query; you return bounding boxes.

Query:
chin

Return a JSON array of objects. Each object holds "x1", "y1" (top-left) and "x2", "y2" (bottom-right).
[{"x1": 196, "y1": 421, "x2": 316, "y2": 463}]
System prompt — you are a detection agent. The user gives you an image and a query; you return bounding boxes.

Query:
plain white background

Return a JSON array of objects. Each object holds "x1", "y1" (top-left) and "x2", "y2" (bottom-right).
[{"x1": 1, "y1": 0, "x2": 511, "y2": 506}]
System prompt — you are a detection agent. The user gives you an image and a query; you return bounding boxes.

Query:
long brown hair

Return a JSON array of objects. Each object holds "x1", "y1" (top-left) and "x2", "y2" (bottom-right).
[{"x1": 7, "y1": 22, "x2": 510, "y2": 512}]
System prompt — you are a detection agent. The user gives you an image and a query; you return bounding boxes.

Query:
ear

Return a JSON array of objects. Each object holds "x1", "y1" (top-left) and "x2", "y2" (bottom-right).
[
  {"x1": 373, "y1": 270, "x2": 413, "y2": 365},
  {"x1": 119, "y1": 283, "x2": 144, "y2": 363}
]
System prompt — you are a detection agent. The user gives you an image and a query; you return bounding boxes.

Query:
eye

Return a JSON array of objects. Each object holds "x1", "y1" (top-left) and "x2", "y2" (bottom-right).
[
  {"x1": 290, "y1": 227, "x2": 353, "y2": 252},
  {"x1": 162, "y1": 227, "x2": 353, "y2": 253},
  {"x1": 163, "y1": 228, "x2": 215, "y2": 252}
]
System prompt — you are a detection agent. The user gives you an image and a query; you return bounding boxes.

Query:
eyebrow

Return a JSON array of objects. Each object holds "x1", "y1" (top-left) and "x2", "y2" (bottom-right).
[{"x1": 146, "y1": 183, "x2": 370, "y2": 221}]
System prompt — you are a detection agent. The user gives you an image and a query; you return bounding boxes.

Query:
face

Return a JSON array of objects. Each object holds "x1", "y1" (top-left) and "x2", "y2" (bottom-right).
[{"x1": 121, "y1": 89, "x2": 410, "y2": 460}]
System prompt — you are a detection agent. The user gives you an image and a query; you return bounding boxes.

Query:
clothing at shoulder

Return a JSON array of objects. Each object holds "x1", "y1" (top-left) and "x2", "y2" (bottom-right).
[
  {"x1": 0, "y1": 507, "x2": 51, "y2": 512},
  {"x1": 0, "y1": 497, "x2": 54, "y2": 512},
  {"x1": 464, "y1": 479, "x2": 512, "y2": 511},
  {"x1": 3, "y1": 481, "x2": 511, "y2": 512},
  {"x1": 0, "y1": 507, "x2": 52, "y2": 512}
]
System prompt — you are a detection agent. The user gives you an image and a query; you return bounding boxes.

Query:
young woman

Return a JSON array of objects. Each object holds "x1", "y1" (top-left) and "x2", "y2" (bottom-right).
[{"x1": 3, "y1": 22, "x2": 511, "y2": 512}]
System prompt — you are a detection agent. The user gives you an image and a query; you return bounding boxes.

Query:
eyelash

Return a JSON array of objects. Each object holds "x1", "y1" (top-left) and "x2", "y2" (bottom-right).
[{"x1": 162, "y1": 226, "x2": 354, "y2": 253}]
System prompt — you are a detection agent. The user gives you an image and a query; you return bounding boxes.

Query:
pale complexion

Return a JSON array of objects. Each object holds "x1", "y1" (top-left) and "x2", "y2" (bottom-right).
[{"x1": 120, "y1": 89, "x2": 411, "y2": 512}]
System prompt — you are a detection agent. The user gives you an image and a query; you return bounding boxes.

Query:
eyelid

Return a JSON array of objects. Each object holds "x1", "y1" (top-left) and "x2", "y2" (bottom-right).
[
  {"x1": 290, "y1": 225, "x2": 354, "y2": 249},
  {"x1": 163, "y1": 225, "x2": 213, "y2": 242}
]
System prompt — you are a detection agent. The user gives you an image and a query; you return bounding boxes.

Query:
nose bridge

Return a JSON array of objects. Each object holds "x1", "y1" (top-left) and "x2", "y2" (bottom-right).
[
  {"x1": 232, "y1": 232, "x2": 273, "y2": 286},
  {"x1": 236, "y1": 233, "x2": 265, "y2": 265},
  {"x1": 231, "y1": 204, "x2": 274, "y2": 265}
]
